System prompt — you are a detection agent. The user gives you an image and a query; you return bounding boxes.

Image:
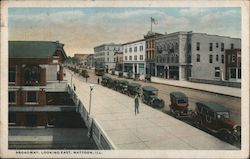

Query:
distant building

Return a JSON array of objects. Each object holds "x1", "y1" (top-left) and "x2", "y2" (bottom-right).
[
  {"x1": 123, "y1": 39, "x2": 146, "y2": 79},
  {"x1": 114, "y1": 52, "x2": 123, "y2": 71},
  {"x1": 155, "y1": 31, "x2": 241, "y2": 81},
  {"x1": 225, "y1": 49, "x2": 241, "y2": 82},
  {"x1": 74, "y1": 53, "x2": 89, "y2": 65},
  {"x1": 8, "y1": 41, "x2": 76, "y2": 127},
  {"x1": 144, "y1": 31, "x2": 163, "y2": 76},
  {"x1": 86, "y1": 54, "x2": 94, "y2": 68}
]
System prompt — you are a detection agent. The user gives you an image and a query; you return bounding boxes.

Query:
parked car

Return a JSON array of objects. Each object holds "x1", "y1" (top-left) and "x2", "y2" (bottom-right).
[
  {"x1": 142, "y1": 86, "x2": 165, "y2": 108},
  {"x1": 169, "y1": 91, "x2": 189, "y2": 118},
  {"x1": 116, "y1": 80, "x2": 129, "y2": 94},
  {"x1": 127, "y1": 83, "x2": 141, "y2": 97},
  {"x1": 192, "y1": 101, "x2": 241, "y2": 143},
  {"x1": 145, "y1": 74, "x2": 151, "y2": 82},
  {"x1": 127, "y1": 71, "x2": 133, "y2": 79},
  {"x1": 95, "y1": 67, "x2": 105, "y2": 76},
  {"x1": 101, "y1": 75, "x2": 110, "y2": 87}
]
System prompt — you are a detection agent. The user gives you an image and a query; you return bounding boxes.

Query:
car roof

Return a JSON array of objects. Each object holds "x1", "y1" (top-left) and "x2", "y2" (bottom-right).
[
  {"x1": 197, "y1": 101, "x2": 229, "y2": 112},
  {"x1": 142, "y1": 86, "x2": 158, "y2": 91},
  {"x1": 170, "y1": 91, "x2": 187, "y2": 98},
  {"x1": 129, "y1": 83, "x2": 141, "y2": 87},
  {"x1": 119, "y1": 80, "x2": 129, "y2": 84}
]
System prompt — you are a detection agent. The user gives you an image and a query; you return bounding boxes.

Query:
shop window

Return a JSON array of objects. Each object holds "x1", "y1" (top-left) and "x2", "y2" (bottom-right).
[
  {"x1": 9, "y1": 67, "x2": 16, "y2": 83},
  {"x1": 9, "y1": 91, "x2": 16, "y2": 104},
  {"x1": 209, "y1": 55, "x2": 213, "y2": 63},
  {"x1": 26, "y1": 91, "x2": 38, "y2": 103},
  {"x1": 196, "y1": 54, "x2": 200, "y2": 62},
  {"x1": 196, "y1": 42, "x2": 200, "y2": 51},
  {"x1": 215, "y1": 67, "x2": 220, "y2": 77}
]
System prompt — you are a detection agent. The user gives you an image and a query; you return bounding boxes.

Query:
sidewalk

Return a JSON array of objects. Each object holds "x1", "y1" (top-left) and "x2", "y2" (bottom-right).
[
  {"x1": 65, "y1": 69, "x2": 238, "y2": 150},
  {"x1": 151, "y1": 77, "x2": 241, "y2": 98}
]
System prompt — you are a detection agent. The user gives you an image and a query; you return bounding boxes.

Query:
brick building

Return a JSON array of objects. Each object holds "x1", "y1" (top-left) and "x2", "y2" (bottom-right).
[{"x1": 8, "y1": 41, "x2": 75, "y2": 127}]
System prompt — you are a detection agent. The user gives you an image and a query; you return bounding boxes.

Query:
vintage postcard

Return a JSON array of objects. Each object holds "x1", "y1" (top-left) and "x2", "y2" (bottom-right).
[{"x1": 0, "y1": 0, "x2": 249, "y2": 158}]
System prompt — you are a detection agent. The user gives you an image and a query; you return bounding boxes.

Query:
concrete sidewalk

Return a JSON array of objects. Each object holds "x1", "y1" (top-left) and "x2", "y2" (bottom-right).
[
  {"x1": 65, "y1": 69, "x2": 238, "y2": 150},
  {"x1": 151, "y1": 77, "x2": 241, "y2": 98}
]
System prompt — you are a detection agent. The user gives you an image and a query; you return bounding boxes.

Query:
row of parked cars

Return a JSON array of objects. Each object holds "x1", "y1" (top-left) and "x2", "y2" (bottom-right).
[{"x1": 100, "y1": 75, "x2": 241, "y2": 144}]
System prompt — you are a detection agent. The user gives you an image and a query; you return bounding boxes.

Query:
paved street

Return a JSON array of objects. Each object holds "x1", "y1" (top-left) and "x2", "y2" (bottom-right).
[
  {"x1": 83, "y1": 68, "x2": 241, "y2": 124},
  {"x1": 65, "y1": 68, "x2": 238, "y2": 150}
]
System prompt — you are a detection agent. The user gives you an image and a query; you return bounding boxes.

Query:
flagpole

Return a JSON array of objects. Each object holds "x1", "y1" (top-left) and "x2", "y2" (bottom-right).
[{"x1": 150, "y1": 17, "x2": 152, "y2": 32}]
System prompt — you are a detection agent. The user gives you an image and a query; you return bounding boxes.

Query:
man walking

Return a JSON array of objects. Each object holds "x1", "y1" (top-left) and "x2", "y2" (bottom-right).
[{"x1": 134, "y1": 93, "x2": 139, "y2": 115}]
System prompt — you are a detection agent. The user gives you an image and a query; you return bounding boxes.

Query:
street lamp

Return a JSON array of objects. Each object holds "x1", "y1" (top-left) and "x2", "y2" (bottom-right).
[{"x1": 88, "y1": 84, "x2": 95, "y2": 117}]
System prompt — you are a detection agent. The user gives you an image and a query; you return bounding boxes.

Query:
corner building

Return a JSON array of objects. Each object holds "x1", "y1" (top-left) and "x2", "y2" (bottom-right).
[{"x1": 155, "y1": 31, "x2": 241, "y2": 81}]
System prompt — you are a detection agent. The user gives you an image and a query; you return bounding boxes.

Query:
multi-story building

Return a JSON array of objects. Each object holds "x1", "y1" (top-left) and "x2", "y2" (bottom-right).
[
  {"x1": 8, "y1": 41, "x2": 75, "y2": 127},
  {"x1": 155, "y1": 31, "x2": 241, "y2": 81},
  {"x1": 123, "y1": 39, "x2": 146, "y2": 79},
  {"x1": 86, "y1": 54, "x2": 94, "y2": 68},
  {"x1": 114, "y1": 52, "x2": 123, "y2": 71},
  {"x1": 74, "y1": 53, "x2": 89, "y2": 66},
  {"x1": 144, "y1": 31, "x2": 163, "y2": 76},
  {"x1": 225, "y1": 49, "x2": 241, "y2": 82},
  {"x1": 94, "y1": 43, "x2": 122, "y2": 70}
]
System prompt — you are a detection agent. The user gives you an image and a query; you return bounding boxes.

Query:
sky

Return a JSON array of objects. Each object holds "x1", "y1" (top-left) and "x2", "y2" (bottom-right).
[{"x1": 8, "y1": 7, "x2": 241, "y2": 56}]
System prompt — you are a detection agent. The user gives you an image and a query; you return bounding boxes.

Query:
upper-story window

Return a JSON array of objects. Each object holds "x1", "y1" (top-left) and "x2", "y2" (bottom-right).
[
  {"x1": 232, "y1": 54, "x2": 236, "y2": 62},
  {"x1": 9, "y1": 67, "x2": 16, "y2": 84},
  {"x1": 26, "y1": 91, "x2": 38, "y2": 104},
  {"x1": 209, "y1": 54, "x2": 213, "y2": 63},
  {"x1": 9, "y1": 91, "x2": 16, "y2": 104},
  {"x1": 125, "y1": 48, "x2": 127, "y2": 53},
  {"x1": 216, "y1": 43, "x2": 219, "y2": 48},
  {"x1": 107, "y1": 52, "x2": 109, "y2": 56},
  {"x1": 134, "y1": 47, "x2": 137, "y2": 52},
  {"x1": 175, "y1": 43, "x2": 179, "y2": 51},
  {"x1": 221, "y1": 55, "x2": 224, "y2": 63},
  {"x1": 125, "y1": 56, "x2": 127, "y2": 61},
  {"x1": 140, "y1": 46, "x2": 143, "y2": 51},
  {"x1": 196, "y1": 42, "x2": 200, "y2": 51},
  {"x1": 216, "y1": 54, "x2": 219, "y2": 62},
  {"x1": 23, "y1": 66, "x2": 40, "y2": 86},
  {"x1": 134, "y1": 55, "x2": 137, "y2": 60},
  {"x1": 129, "y1": 48, "x2": 132, "y2": 53},
  {"x1": 140, "y1": 55, "x2": 143, "y2": 60},
  {"x1": 129, "y1": 56, "x2": 132, "y2": 60},
  {"x1": 196, "y1": 54, "x2": 200, "y2": 62},
  {"x1": 221, "y1": 43, "x2": 224, "y2": 51},
  {"x1": 231, "y1": 43, "x2": 234, "y2": 49},
  {"x1": 209, "y1": 43, "x2": 213, "y2": 51}
]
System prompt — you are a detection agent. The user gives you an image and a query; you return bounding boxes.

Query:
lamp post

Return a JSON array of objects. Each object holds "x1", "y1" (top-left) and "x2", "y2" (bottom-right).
[{"x1": 88, "y1": 84, "x2": 95, "y2": 117}]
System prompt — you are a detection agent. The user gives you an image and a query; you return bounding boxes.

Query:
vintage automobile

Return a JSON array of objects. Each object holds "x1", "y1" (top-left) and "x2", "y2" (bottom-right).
[
  {"x1": 192, "y1": 101, "x2": 241, "y2": 143},
  {"x1": 116, "y1": 80, "x2": 129, "y2": 94},
  {"x1": 169, "y1": 91, "x2": 189, "y2": 118},
  {"x1": 142, "y1": 86, "x2": 165, "y2": 108},
  {"x1": 145, "y1": 74, "x2": 151, "y2": 82},
  {"x1": 101, "y1": 75, "x2": 110, "y2": 87},
  {"x1": 95, "y1": 67, "x2": 105, "y2": 76},
  {"x1": 127, "y1": 83, "x2": 141, "y2": 97}
]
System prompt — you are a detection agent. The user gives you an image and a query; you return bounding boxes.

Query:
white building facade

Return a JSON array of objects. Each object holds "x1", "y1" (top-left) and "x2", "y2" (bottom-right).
[
  {"x1": 155, "y1": 31, "x2": 241, "y2": 81},
  {"x1": 123, "y1": 39, "x2": 146, "y2": 79},
  {"x1": 94, "y1": 43, "x2": 122, "y2": 69}
]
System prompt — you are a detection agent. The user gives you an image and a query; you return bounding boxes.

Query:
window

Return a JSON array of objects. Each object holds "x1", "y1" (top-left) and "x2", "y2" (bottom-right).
[
  {"x1": 221, "y1": 55, "x2": 224, "y2": 63},
  {"x1": 215, "y1": 67, "x2": 220, "y2": 77},
  {"x1": 129, "y1": 56, "x2": 132, "y2": 60},
  {"x1": 216, "y1": 43, "x2": 219, "y2": 48},
  {"x1": 125, "y1": 56, "x2": 127, "y2": 61},
  {"x1": 125, "y1": 48, "x2": 127, "y2": 53},
  {"x1": 26, "y1": 91, "x2": 37, "y2": 103},
  {"x1": 134, "y1": 55, "x2": 137, "y2": 60},
  {"x1": 134, "y1": 47, "x2": 137, "y2": 52},
  {"x1": 107, "y1": 52, "x2": 109, "y2": 55},
  {"x1": 230, "y1": 68, "x2": 236, "y2": 78},
  {"x1": 129, "y1": 48, "x2": 132, "y2": 53},
  {"x1": 107, "y1": 58, "x2": 109, "y2": 62},
  {"x1": 232, "y1": 55, "x2": 235, "y2": 62},
  {"x1": 140, "y1": 55, "x2": 143, "y2": 60},
  {"x1": 209, "y1": 55, "x2": 213, "y2": 63},
  {"x1": 238, "y1": 68, "x2": 241, "y2": 79},
  {"x1": 216, "y1": 54, "x2": 219, "y2": 62},
  {"x1": 196, "y1": 54, "x2": 200, "y2": 62},
  {"x1": 175, "y1": 43, "x2": 179, "y2": 50},
  {"x1": 9, "y1": 67, "x2": 16, "y2": 83},
  {"x1": 209, "y1": 43, "x2": 213, "y2": 51},
  {"x1": 24, "y1": 66, "x2": 40, "y2": 85},
  {"x1": 140, "y1": 46, "x2": 143, "y2": 51},
  {"x1": 221, "y1": 43, "x2": 224, "y2": 51},
  {"x1": 231, "y1": 43, "x2": 234, "y2": 49},
  {"x1": 9, "y1": 91, "x2": 16, "y2": 104},
  {"x1": 196, "y1": 42, "x2": 200, "y2": 51}
]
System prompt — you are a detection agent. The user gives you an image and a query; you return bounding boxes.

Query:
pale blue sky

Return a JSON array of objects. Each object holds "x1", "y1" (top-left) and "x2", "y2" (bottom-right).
[{"x1": 9, "y1": 7, "x2": 241, "y2": 56}]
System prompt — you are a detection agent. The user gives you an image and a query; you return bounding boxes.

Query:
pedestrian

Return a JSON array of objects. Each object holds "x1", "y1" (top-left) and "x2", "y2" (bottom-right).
[
  {"x1": 97, "y1": 78, "x2": 100, "y2": 84},
  {"x1": 134, "y1": 93, "x2": 139, "y2": 115},
  {"x1": 73, "y1": 84, "x2": 76, "y2": 91}
]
